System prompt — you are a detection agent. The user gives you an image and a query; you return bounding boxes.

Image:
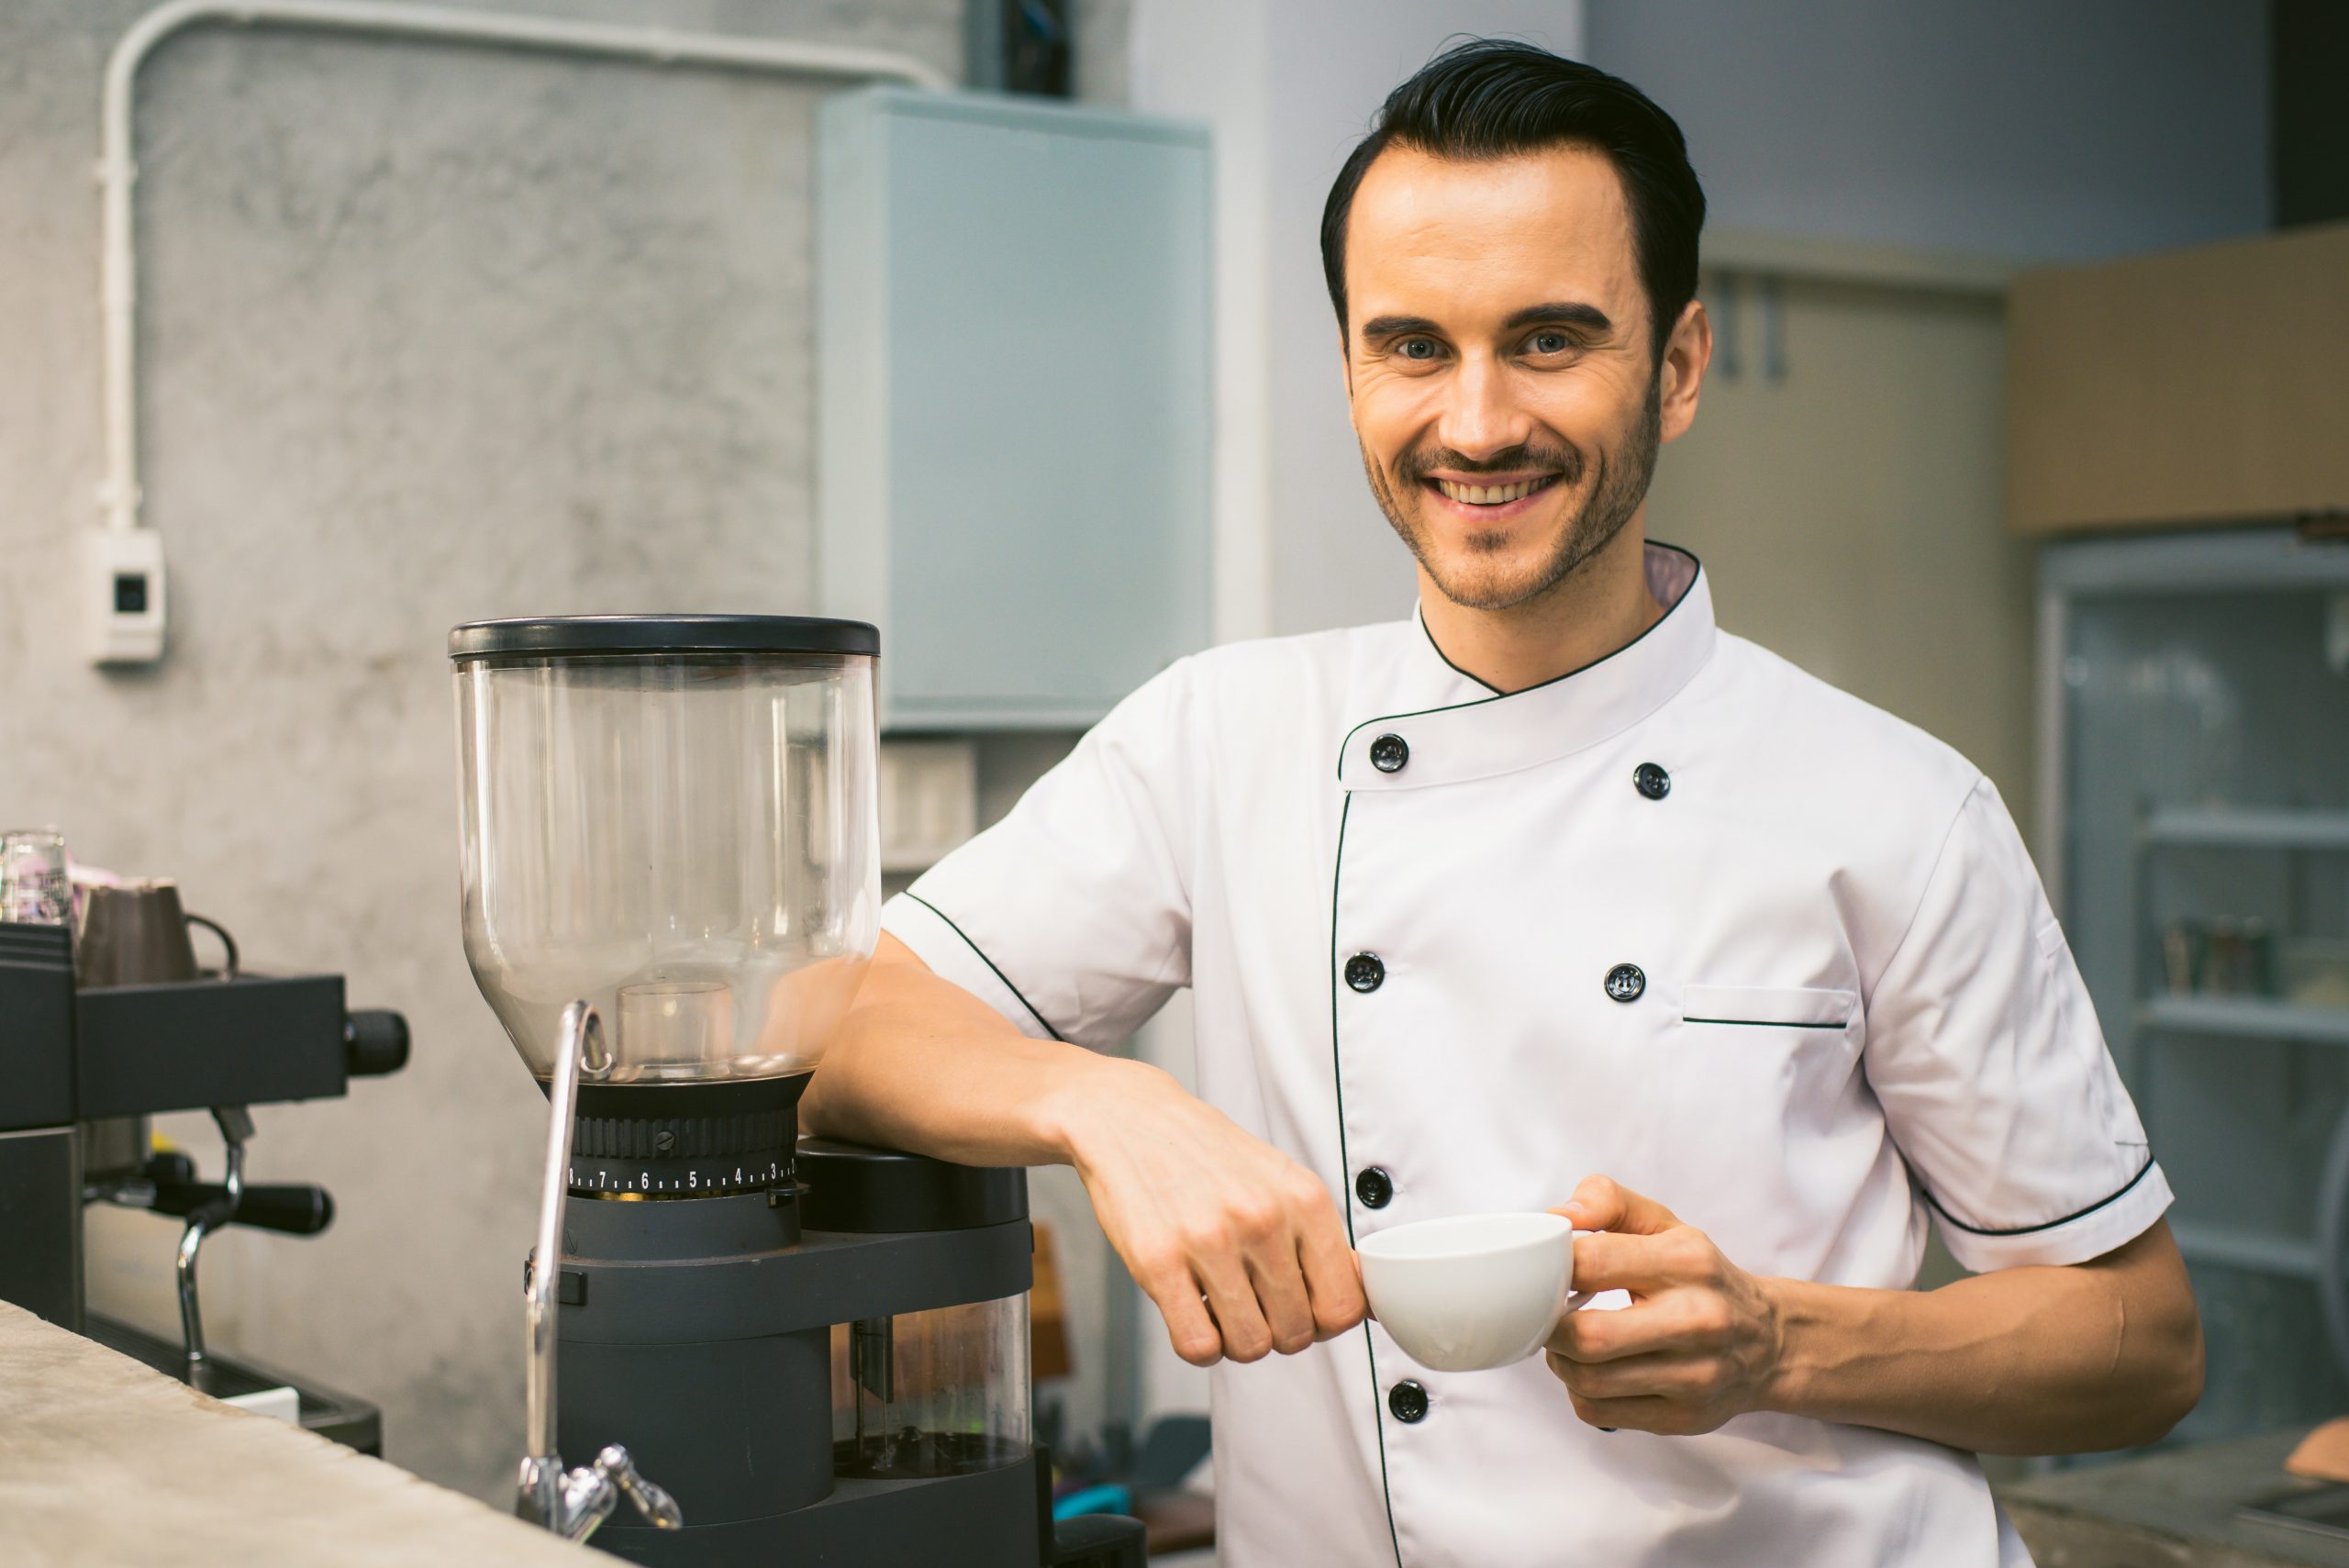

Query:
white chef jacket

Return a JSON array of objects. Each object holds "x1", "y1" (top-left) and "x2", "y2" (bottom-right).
[{"x1": 885, "y1": 543, "x2": 2170, "y2": 1568}]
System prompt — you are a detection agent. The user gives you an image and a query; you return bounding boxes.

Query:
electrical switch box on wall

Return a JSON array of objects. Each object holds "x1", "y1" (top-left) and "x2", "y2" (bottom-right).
[
  {"x1": 818, "y1": 89, "x2": 1212, "y2": 729},
  {"x1": 83, "y1": 529, "x2": 166, "y2": 665}
]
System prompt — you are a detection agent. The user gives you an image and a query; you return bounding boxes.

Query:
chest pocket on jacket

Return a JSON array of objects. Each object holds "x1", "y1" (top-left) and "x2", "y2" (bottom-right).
[
  {"x1": 1680, "y1": 984, "x2": 1857, "y2": 1031},
  {"x1": 1671, "y1": 984, "x2": 1863, "y2": 1119}
]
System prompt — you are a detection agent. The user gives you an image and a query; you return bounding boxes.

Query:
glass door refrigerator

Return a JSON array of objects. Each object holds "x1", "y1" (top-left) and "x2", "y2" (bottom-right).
[{"x1": 2040, "y1": 527, "x2": 2349, "y2": 1447}]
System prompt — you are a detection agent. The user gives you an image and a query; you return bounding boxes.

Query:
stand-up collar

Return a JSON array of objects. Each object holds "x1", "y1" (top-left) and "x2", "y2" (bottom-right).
[{"x1": 1337, "y1": 543, "x2": 1716, "y2": 790}]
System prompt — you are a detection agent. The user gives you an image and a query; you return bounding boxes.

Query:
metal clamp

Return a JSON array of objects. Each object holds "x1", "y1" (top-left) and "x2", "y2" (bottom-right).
[{"x1": 517, "y1": 1000, "x2": 682, "y2": 1541}]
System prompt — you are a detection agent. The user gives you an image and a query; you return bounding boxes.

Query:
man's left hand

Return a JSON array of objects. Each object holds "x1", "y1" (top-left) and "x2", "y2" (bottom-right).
[{"x1": 1543, "y1": 1174, "x2": 1786, "y2": 1436}]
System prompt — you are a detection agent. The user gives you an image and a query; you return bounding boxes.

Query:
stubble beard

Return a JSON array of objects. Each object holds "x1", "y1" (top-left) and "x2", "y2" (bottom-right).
[{"x1": 1364, "y1": 377, "x2": 1664, "y2": 613}]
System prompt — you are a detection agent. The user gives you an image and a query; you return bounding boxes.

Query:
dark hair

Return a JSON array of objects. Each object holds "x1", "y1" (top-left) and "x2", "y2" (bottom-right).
[{"x1": 1319, "y1": 39, "x2": 1705, "y2": 359}]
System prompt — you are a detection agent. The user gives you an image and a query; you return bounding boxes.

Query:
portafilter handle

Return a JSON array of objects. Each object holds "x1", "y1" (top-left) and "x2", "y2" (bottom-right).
[{"x1": 516, "y1": 1000, "x2": 681, "y2": 1542}]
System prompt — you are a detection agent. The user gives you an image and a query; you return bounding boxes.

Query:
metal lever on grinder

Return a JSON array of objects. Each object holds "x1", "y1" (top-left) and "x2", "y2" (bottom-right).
[
  {"x1": 595, "y1": 1445, "x2": 683, "y2": 1530},
  {"x1": 516, "y1": 1000, "x2": 682, "y2": 1542}
]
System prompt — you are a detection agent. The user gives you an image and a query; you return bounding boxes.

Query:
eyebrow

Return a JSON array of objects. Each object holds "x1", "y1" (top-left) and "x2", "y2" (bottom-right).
[
  {"x1": 1357, "y1": 301, "x2": 1616, "y2": 343},
  {"x1": 1502, "y1": 301, "x2": 1614, "y2": 334}
]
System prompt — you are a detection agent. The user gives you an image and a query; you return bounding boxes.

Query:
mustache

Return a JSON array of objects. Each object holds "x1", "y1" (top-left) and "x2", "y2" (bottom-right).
[{"x1": 1394, "y1": 438, "x2": 1585, "y2": 486}]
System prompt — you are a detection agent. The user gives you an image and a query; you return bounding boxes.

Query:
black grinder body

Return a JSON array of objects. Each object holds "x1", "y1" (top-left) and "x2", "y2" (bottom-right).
[{"x1": 550, "y1": 1075, "x2": 1086, "y2": 1566}]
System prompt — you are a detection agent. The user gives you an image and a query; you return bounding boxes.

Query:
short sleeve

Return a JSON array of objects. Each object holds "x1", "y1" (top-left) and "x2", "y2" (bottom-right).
[
  {"x1": 882, "y1": 662, "x2": 1197, "y2": 1051},
  {"x1": 1863, "y1": 776, "x2": 2172, "y2": 1271}
]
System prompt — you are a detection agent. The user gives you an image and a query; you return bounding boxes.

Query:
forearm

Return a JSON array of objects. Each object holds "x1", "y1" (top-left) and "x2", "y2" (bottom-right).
[
  {"x1": 803, "y1": 936, "x2": 1369, "y2": 1365},
  {"x1": 798, "y1": 934, "x2": 1150, "y2": 1168},
  {"x1": 1762, "y1": 1224, "x2": 2202, "y2": 1455}
]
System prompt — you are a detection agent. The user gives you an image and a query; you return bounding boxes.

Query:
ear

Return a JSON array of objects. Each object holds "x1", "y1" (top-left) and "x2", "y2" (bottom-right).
[{"x1": 1656, "y1": 298, "x2": 1711, "y2": 446}]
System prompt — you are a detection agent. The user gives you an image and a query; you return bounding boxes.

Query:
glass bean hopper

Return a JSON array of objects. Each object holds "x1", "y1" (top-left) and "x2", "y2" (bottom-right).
[{"x1": 453, "y1": 615, "x2": 881, "y2": 1102}]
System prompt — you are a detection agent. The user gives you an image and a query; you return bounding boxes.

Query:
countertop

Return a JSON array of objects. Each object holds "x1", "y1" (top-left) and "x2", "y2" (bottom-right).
[
  {"x1": 2001, "y1": 1430, "x2": 2349, "y2": 1568},
  {"x1": 0, "y1": 1300, "x2": 595, "y2": 1567},
  {"x1": 18, "y1": 1291, "x2": 2335, "y2": 1568}
]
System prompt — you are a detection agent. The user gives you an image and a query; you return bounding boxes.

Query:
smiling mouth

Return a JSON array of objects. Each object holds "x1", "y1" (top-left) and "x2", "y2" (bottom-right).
[{"x1": 1427, "y1": 474, "x2": 1562, "y2": 506}]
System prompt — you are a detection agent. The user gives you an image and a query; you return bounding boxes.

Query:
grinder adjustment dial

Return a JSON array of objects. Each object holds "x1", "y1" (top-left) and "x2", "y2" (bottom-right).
[{"x1": 563, "y1": 1075, "x2": 807, "y2": 1200}]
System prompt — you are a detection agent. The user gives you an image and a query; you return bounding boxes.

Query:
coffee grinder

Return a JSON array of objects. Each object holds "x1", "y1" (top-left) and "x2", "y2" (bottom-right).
[{"x1": 450, "y1": 616, "x2": 1144, "y2": 1565}]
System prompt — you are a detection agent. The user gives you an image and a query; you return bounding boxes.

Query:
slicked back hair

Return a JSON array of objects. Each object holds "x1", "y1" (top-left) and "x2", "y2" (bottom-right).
[{"x1": 1320, "y1": 39, "x2": 1706, "y2": 361}]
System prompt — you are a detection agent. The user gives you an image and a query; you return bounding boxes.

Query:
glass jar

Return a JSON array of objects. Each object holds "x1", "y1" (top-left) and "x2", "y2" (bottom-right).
[
  {"x1": 830, "y1": 1296, "x2": 1032, "y2": 1479},
  {"x1": 451, "y1": 616, "x2": 880, "y2": 1084}
]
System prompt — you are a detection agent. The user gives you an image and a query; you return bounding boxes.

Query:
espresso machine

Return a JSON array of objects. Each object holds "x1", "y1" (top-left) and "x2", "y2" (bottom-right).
[
  {"x1": 0, "y1": 900, "x2": 409, "y2": 1447},
  {"x1": 450, "y1": 615, "x2": 1146, "y2": 1565}
]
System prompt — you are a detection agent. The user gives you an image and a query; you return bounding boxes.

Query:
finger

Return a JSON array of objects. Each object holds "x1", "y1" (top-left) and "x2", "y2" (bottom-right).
[
  {"x1": 1566, "y1": 1230, "x2": 1684, "y2": 1297},
  {"x1": 1552, "y1": 1375, "x2": 1691, "y2": 1437},
  {"x1": 1191, "y1": 1241, "x2": 1277, "y2": 1363},
  {"x1": 1547, "y1": 1348, "x2": 1720, "y2": 1404},
  {"x1": 1555, "y1": 1173, "x2": 1681, "y2": 1236},
  {"x1": 1242, "y1": 1233, "x2": 1319, "y2": 1357},
  {"x1": 1548, "y1": 1290, "x2": 1723, "y2": 1363},
  {"x1": 1295, "y1": 1200, "x2": 1369, "y2": 1341},
  {"x1": 1133, "y1": 1253, "x2": 1223, "y2": 1366}
]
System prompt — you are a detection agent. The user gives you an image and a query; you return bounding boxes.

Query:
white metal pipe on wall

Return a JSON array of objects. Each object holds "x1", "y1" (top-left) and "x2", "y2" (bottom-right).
[{"x1": 97, "y1": 0, "x2": 948, "y2": 541}]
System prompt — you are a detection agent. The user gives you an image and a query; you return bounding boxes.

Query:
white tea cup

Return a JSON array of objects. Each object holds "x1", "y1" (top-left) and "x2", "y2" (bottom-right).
[{"x1": 1357, "y1": 1211, "x2": 1591, "y2": 1372}]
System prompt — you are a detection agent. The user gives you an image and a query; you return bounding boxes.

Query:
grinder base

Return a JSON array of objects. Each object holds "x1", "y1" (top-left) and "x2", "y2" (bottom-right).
[
  {"x1": 594, "y1": 1453, "x2": 1041, "y2": 1567},
  {"x1": 554, "y1": 1141, "x2": 1052, "y2": 1565}
]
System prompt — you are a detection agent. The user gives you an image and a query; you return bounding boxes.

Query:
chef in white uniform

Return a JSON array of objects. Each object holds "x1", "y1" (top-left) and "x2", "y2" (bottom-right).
[{"x1": 800, "y1": 39, "x2": 2202, "y2": 1568}]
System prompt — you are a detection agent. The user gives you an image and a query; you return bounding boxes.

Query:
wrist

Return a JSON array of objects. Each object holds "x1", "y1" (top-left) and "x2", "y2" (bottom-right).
[
  {"x1": 1031, "y1": 1051, "x2": 1172, "y2": 1168},
  {"x1": 1756, "y1": 1275, "x2": 1816, "y2": 1418}
]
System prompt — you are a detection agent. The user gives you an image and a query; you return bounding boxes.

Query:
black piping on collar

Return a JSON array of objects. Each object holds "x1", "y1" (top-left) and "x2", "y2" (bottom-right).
[
  {"x1": 1418, "y1": 615, "x2": 1501, "y2": 695},
  {"x1": 1338, "y1": 541, "x2": 1705, "y2": 782},
  {"x1": 902, "y1": 893, "x2": 1065, "y2": 1043},
  {"x1": 1921, "y1": 1156, "x2": 2155, "y2": 1237}
]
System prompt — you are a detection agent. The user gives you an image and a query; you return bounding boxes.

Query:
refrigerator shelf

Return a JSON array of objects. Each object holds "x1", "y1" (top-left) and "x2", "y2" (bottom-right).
[
  {"x1": 2045, "y1": 528, "x2": 2349, "y2": 1438},
  {"x1": 2137, "y1": 995, "x2": 2349, "y2": 1047}
]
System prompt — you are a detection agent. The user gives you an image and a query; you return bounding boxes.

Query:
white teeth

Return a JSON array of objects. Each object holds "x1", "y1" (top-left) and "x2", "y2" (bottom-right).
[{"x1": 1436, "y1": 478, "x2": 1543, "y2": 505}]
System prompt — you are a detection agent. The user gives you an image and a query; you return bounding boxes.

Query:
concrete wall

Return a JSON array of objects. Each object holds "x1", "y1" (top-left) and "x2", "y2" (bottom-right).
[
  {"x1": 1581, "y1": 0, "x2": 2270, "y2": 262},
  {"x1": 0, "y1": 0, "x2": 1127, "y2": 1501}
]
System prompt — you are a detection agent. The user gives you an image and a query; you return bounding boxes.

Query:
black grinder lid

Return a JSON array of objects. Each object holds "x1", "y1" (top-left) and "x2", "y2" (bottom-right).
[{"x1": 450, "y1": 614, "x2": 878, "y2": 662}]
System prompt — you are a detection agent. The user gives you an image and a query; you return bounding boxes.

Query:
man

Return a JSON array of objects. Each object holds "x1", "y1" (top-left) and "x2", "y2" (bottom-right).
[{"x1": 801, "y1": 39, "x2": 2201, "y2": 1567}]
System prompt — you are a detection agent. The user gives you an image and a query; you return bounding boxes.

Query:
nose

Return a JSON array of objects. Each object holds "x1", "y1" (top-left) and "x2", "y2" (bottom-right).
[{"x1": 1433, "y1": 351, "x2": 1534, "y2": 461}]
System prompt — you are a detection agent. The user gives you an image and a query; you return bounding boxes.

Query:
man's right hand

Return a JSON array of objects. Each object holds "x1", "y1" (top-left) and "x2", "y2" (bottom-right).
[
  {"x1": 1044, "y1": 1057, "x2": 1366, "y2": 1366},
  {"x1": 803, "y1": 933, "x2": 1364, "y2": 1368}
]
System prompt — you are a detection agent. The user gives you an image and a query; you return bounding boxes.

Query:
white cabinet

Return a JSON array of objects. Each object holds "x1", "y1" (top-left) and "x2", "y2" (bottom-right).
[{"x1": 818, "y1": 89, "x2": 1212, "y2": 729}]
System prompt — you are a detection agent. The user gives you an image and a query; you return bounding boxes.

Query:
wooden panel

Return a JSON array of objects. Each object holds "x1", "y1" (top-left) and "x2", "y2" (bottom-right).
[{"x1": 2008, "y1": 223, "x2": 2349, "y2": 534}]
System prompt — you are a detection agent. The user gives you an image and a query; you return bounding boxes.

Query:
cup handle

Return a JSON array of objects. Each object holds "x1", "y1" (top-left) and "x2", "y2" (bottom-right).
[
  {"x1": 185, "y1": 913, "x2": 239, "y2": 979},
  {"x1": 1557, "y1": 1226, "x2": 1602, "y2": 1319}
]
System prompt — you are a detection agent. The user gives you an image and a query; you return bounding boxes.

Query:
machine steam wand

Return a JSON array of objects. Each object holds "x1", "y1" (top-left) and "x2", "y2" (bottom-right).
[
  {"x1": 174, "y1": 1104, "x2": 250, "y2": 1392},
  {"x1": 517, "y1": 1000, "x2": 684, "y2": 1540}
]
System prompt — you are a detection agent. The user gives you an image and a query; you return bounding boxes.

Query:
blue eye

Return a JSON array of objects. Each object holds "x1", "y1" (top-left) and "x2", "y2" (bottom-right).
[
  {"x1": 1531, "y1": 331, "x2": 1569, "y2": 354},
  {"x1": 1400, "y1": 339, "x2": 1437, "y2": 360}
]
